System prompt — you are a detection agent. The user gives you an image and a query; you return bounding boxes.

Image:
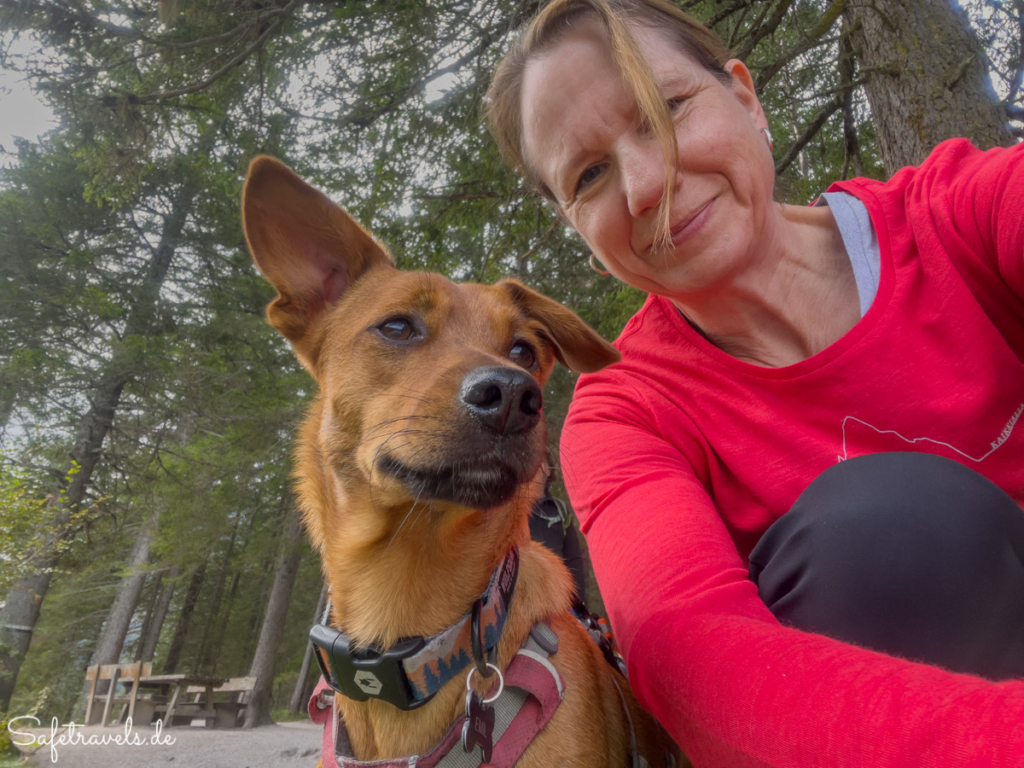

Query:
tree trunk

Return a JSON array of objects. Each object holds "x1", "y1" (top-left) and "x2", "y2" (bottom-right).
[
  {"x1": 845, "y1": 0, "x2": 1015, "y2": 174},
  {"x1": 0, "y1": 183, "x2": 196, "y2": 710},
  {"x1": 190, "y1": 527, "x2": 238, "y2": 675},
  {"x1": 135, "y1": 572, "x2": 162, "y2": 661},
  {"x1": 839, "y1": 28, "x2": 865, "y2": 180},
  {"x1": 81, "y1": 512, "x2": 160, "y2": 699},
  {"x1": 289, "y1": 581, "x2": 328, "y2": 712},
  {"x1": 162, "y1": 563, "x2": 206, "y2": 675},
  {"x1": 203, "y1": 570, "x2": 241, "y2": 676},
  {"x1": 138, "y1": 566, "x2": 178, "y2": 662},
  {"x1": 241, "y1": 554, "x2": 275, "y2": 665},
  {"x1": 0, "y1": 372, "x2": 128, "y2": 709},
  {"x1": 202, "y1": 509, "x2": 258, "y2": 675},
  {"x1": 0, "y1": 378, "x2": 15, "y2": 436},
  {"x1": 243, "y1": 507, "x2": 305, "y2": 728}
]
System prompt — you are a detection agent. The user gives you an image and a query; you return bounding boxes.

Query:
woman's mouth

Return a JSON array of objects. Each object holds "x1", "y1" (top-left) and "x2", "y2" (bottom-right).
[{"x1": 668, "y1": 197, "x2": 715, "y2": 248}]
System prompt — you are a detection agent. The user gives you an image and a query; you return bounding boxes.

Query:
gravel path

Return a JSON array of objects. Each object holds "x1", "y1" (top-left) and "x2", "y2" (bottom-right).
[{"x1": 14, "y1": 720, "x2": 323, "y2": 768}]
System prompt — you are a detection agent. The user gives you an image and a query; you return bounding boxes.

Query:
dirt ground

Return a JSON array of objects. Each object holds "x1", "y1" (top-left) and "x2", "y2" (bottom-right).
[{"x1": 12, "y1": 720, "x2": 323, "y2": 768}]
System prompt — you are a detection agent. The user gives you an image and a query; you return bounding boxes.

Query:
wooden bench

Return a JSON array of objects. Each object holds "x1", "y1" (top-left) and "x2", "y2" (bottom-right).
[
  {"x1": 83, "y1": 662, "x2": 154, "y2": 726},
  {"x1": 170, "y1": 676, "x2": 257, "y2": 728}
]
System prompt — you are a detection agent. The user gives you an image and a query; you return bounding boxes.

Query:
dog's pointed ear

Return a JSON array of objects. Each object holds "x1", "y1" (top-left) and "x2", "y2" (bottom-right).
[
  {"x1": 242, "y1": 156, "x2": 394, "y2": 367},
  {"x1": 497, "y1": 279, "x2": 620, "y2": 373}
]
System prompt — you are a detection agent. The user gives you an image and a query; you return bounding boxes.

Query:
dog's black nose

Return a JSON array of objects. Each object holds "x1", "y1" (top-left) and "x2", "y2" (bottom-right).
[{"x1": 460, "y1": 366, "x2": 543, "y2": 435}]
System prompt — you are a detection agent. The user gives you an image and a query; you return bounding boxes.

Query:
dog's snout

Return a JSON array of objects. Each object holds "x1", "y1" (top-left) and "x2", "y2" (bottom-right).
[{"x1": 460, "y1": 366, "x2": 543, "y2": 435}]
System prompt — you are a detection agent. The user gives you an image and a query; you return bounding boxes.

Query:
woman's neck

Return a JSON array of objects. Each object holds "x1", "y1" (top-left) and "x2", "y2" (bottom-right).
[{"x1": 673, "y1": 202, "x2": 860, "y2": 367}]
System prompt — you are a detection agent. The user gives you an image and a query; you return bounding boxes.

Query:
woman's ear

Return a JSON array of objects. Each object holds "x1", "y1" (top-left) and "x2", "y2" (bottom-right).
[{"x1": 724, "y1": 59, "x2": 767, "y2": 129}]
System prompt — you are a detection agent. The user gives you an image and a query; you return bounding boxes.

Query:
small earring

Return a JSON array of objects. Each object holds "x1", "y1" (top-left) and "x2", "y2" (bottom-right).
[
  {"x1": 761, "y1": 127, "x2": 774, "y2": 152},
  {"x1": 589, "y1": 253, "x2": 611, "y2": 276}
]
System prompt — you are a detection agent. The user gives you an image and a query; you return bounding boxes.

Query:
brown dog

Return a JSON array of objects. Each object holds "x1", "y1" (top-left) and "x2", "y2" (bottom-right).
[{"x1": 242, "y1": 156, "x2": 678, "y2": 767}]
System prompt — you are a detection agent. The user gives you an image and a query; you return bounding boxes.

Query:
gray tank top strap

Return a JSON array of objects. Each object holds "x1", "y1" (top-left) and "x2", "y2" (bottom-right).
[{"x1": 817, "y1": 191, "x2": 881, "y2": 317}]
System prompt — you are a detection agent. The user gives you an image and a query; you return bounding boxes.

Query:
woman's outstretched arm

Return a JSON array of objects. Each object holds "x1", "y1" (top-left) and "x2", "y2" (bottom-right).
[{"x1": 563, "y1": 376, "x2": 1024, "y2": 767}]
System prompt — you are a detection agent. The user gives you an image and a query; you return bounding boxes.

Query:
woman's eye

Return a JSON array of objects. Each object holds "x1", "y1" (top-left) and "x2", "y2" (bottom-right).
[
  {"x1": 577, "y1": 165, "x2": 603, "y2": 191},
  {"x1": 509, "y1": 342, "x2": 536, "y2": 369},
  {"x1": 377, "y1": 318, "x2": 415, "y2": 341},
  {"x1": 668, "y1": 97, "x2": 686, "y2": 113}
]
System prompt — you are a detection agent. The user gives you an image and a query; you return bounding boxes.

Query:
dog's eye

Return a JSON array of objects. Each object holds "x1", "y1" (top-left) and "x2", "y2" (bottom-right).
[
  {"x1": 377, "y1": 318, "x2": 416, "y2": 341},
  {"x1": 509, "y1": 342, "x2": 536, "y2": 369}
]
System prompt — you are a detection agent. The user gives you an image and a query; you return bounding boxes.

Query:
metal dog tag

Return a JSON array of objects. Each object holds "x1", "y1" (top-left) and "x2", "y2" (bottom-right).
[{"x1": 461, "y1": 689, "x2": 494, "y2": 762}]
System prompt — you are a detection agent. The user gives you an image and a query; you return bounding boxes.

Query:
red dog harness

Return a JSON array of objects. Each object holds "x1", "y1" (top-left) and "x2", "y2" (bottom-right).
[{"x1": 309, "y1": 622, "x2": 565, "y2": 768}]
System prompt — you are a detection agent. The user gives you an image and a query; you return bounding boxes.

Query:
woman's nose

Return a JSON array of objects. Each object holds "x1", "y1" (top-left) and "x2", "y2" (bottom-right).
[{"x1": 622, "y1": 138, "x2": 666, "y2": 218}]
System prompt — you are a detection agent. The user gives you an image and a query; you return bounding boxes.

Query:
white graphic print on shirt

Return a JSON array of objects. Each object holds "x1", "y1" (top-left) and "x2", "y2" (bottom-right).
[{"x1": 838, "y1": 403, "x2": 1024, "y2": 463}]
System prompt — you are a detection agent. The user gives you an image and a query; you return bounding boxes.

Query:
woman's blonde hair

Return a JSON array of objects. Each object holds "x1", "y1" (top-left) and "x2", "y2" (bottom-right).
[{"x1": 485, "y1": 0, "x2": 731, "y2": 249}]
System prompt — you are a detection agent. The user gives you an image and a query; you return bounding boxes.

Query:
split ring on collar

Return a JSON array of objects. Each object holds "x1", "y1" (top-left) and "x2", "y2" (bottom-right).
[{"x1": 466, "y1": 662, "x2": 504, "y2": 704}]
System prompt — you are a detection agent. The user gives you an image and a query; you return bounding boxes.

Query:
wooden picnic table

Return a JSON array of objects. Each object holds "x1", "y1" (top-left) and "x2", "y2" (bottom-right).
[{"x1": 134, "y1": 674, "x2": 228, "y2": 726}]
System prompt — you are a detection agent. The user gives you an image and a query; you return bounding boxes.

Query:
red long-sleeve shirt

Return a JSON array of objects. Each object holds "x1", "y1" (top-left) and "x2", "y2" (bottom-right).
[{"x1": 562, "y1": 140, "x2": 1024, "y2": 767}]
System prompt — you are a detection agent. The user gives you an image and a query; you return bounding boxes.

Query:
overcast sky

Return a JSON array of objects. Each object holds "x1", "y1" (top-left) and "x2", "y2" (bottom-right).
[
  {"x1": 0, "y1": 35, "x2": 56, "y2": 166},
  {"x1": 0, "y1": 73, "x2": 53, "y2": 146}
]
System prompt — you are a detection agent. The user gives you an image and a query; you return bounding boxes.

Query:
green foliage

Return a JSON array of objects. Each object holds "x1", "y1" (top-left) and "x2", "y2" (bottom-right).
[
  {"x1": 0, "y1": 457, "x2": 93, "y2": 598},
  {"x1": 0, "y1": 690, "x2": 50, "y2": 759}
]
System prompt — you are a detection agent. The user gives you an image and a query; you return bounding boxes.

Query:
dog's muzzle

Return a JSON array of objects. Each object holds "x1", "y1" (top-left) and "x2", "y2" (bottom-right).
[{"x1": 375, "y1": 366, "x2": 545, "y2": 508}]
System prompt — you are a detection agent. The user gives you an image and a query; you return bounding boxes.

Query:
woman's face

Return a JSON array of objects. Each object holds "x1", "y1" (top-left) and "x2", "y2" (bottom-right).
[{"x1": 520, "y1": 19, "x2": 774, "y2": 298}]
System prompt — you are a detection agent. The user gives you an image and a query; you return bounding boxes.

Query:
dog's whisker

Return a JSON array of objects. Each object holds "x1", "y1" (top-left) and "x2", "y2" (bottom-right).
[
  {"x1": 376, "y1": 443, "x2": 436, "y2": 542},
  {"x1": 409, "y1": 497, "x2": 433, "y2": 544},
  {"x1": 385, "y1": 485, "x2": 425, "y2": 552},
  {"x1": 379, "y1": 392, "x2": 434, "y2": 404},
  {"x1": 361, "y1": 414, "x2": 438, "y2": 439},
  {"x1": 554, "y1": 426, "x2": 586, "y2": 487},
  {"x1": 366, "y1": 425, "x2": 428, "y2": 466},
  {"x1": 366, "y1": 427, "x2": 424, "y2": 505},
  {"x1": 363, "y1": 417, "x2": 428, "y2": 435},
  {"x1": 363, "y1": 422, "x2": 448, "y2": 455},
  {"x1": 364, "y1": 435, "x2": 439, "y2": 510},
  {"x1": 360, "y1": 430, "x2": 434, "y2": 454}
]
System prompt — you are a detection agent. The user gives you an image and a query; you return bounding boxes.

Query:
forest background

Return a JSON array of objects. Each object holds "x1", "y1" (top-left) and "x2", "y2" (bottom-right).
[{"x1": 0, "y1": 0, "x2": 1021, "y2": 747}]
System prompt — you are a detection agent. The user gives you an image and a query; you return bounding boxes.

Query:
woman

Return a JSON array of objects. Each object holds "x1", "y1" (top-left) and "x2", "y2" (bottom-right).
[{"x1": 485, "y1": 0, "x2": 1024, "y2": 765}]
